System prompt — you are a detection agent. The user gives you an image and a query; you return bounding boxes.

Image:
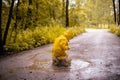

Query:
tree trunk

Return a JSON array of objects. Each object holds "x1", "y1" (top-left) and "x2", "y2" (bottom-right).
[
  {"x1": 29, "y1": 0, "x2": 32, "y2": 5},
  {"x1": 14, "y1": 0, "x2": 20, "y2": 29},
  {"x1": 3, "y1": 0, "x2": 15, "y2": 46},
  {"x1": 62, "y1": 0, "x2": 65, "y2": 16},
  {"x1": 118, "y1": 0, "x2": 120, "y2": 25},
  {"x1": 25, "y1": 0, "x2": 32, "y2": 29},
  {"x1": 66, "y1": 0, "x2": 69, "y2": 27},
  {"x1": 112, "y1": 0, "x2": 117, "y2": 24},
  {"x1": 14, "y1": 0, "x2": 20, "y2": 42},
  {"x1": 52, "y1": 9, "x2": 56, "y2": 20},
  {"x1": 0, "y1": 0, "x2": 3, "y2": 54}
]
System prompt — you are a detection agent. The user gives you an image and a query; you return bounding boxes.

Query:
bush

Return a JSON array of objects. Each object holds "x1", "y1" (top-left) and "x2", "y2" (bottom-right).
[
  {"x1": 72, "y1": 26, "x2": 85, "y2": 36},
  {"x1": 109, "y1": 24, "x2": 120, "y2": 36},
  {"x1": 115, "y1": 27, "x2": 120, "y2": 36},
  {"x1": 109, "y1": 24, "x2": 116, "y2": 33},
  {"x1": 4, "y1": 26, "x2": 86, "y2": 52}
]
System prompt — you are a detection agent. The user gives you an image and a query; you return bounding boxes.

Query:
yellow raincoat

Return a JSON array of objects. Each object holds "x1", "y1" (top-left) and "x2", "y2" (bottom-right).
[{"x1": 52, "y1": 30, "x2": 73, "y2": 59}]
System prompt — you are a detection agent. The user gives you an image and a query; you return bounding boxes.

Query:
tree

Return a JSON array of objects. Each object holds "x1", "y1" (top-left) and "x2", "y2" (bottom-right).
[
  {"x1": 0, "y1": 0, "x2": 3, "y2": 54},
  {"x1": 3, "y1": 0, "x2": 15, "y2": 48},
  {"x1": 112, "y1": 0, "x2": 117, "y2": 24},
  {"x1": 24, "y1": 0, "x2": 33, "y2": 29},
  {"x1": 118, "y1": 0, "x2": 120, "y2": 25},
  {"x1": 66, "y1": 0, "x2": 69, "y2": 27},
  {"x1": 62, "y1": 0, "x2": 65, "y2": 16},
  {"x1": 13, "y1": 0, "x2": 20, "y2": 42}
]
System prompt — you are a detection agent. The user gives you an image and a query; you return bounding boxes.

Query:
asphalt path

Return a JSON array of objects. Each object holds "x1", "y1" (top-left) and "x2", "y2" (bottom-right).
[{"x1": 0, "y1": 29, "x2": 120, "y2": 80}]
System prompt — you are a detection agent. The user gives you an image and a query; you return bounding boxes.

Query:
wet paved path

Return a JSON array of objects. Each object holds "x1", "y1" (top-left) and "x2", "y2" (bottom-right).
[{"x1": 0, "y1": 29, "x2": 120, "y2": 80}]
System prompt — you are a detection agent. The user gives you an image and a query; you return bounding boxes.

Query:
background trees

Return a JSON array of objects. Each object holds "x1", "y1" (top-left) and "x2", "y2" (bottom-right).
[
  {"x1": 0, "y1": 0, "x2": 116, "y2": 54},
  {"x1": 1, "y1": 0, "x2": 115, "y2": 30},
  {"x1": 85, "y1": 0, "x2": 114, "y2": 27}
]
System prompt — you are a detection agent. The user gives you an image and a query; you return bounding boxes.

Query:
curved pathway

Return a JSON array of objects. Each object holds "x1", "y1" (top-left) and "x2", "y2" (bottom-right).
[{"x1": 0, "y1": 29, "x2": 120, "y2": 80}]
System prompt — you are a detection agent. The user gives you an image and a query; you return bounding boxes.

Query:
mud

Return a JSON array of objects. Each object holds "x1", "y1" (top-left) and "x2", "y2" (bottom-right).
[{"x1": 0, "y1": 29, "x2": 120, "y2": 80}]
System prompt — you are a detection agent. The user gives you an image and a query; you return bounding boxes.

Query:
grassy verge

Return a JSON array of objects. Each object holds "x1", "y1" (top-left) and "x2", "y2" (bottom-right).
[
  {"x1": 109, "y1": 24, "x2": 120, "y2": 36},
  {"x1": 4, "y1": 26, "x2": 85, "y2": 53}
]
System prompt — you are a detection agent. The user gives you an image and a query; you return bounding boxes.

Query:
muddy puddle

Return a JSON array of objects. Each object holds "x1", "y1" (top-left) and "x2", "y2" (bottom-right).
[{"x1": 27, "y1": 59, "x2": 90, "y2": 72}]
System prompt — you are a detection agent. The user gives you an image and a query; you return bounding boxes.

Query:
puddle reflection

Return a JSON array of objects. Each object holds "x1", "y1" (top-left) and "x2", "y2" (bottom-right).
[
  {"x1": 28, "y1": 59, "x2": 90, "y2": 72},
  {"x1": 70, "y1": 59, "x2": 90, "y2": 71}
]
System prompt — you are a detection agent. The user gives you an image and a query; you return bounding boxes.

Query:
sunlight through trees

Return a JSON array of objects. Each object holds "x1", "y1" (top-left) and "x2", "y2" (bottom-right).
[{"x1": 0, "y1": 0, "x2": 119, "y2": 54}]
